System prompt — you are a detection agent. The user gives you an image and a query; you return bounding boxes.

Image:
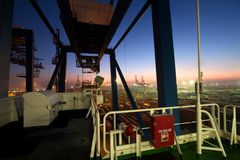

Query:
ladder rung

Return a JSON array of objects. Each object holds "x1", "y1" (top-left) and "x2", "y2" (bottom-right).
[
  {"x1": 202, "y1": 146, "x2": 223, "y2": 152},
  {"x1": 202, "y1": 127, "x2": 215, "y2": 131},
  {"x1": 203, "y1": 140, "x2": 218, "y2": 148}
]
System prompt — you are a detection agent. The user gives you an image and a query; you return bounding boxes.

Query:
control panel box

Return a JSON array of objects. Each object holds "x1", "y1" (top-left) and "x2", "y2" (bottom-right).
[{"x1": 150, "y1": 114, "x2": 174, "y2": 148}]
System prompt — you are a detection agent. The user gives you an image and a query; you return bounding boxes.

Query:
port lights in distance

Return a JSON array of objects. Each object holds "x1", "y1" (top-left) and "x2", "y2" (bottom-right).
[
  {"x1": 189, "y1": 80, "x2": 195, "y2": 86},
  {"x1": 181, "y1": 80, "x2": 195, "y2": 86}
]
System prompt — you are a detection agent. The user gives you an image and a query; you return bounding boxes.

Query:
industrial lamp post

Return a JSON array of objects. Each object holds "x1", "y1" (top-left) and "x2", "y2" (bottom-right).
[{"x1": 196, "y1": 0, "x2": 203, "y2": 159}]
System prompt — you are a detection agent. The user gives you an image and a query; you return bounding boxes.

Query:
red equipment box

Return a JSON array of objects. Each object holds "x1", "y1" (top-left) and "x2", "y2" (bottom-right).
[{"x1": 150, "y1": 114, "x2": 174, "y2": 148}]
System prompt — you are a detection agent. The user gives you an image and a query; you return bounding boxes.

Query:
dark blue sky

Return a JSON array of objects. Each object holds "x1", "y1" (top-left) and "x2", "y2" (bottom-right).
[{"x1": 11, "y1": 0, "x2": 240, "y2": 89}]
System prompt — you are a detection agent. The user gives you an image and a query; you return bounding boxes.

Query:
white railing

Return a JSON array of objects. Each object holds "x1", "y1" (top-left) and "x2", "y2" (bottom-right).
[
  {"x1": 109, "y1": 128, "x2": 143, "y2": 160},
  {"x1": 174, "y1": 104, "x2": 221, "y2": 131},
  {"x1": 100, "y1": 103, "x2": 220, "y2": 157},
  {"x1": 58, "y1": 89, "x2": 102, "y2": 110},
  {"x1": 58, "y1": 92, "x2": 92, "y2": 110},
  {"x1": 0, "y1": 96, "x2": 23, "y2": 127},
  {"x1": 201, "y1": 110, "x2": 226, "y2": 157},
  {"x1": 89, "y1": 96, "x2": 101, "y2": 159},
  {"x1": 223, "y1": 105, "x2": 240, "y2": 145}
]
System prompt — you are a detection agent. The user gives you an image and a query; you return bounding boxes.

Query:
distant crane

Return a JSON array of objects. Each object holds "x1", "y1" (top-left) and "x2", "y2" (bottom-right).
[
  {"x1": 141, "y1": 75, "x2": 145, "y2": 84},
  {"x1": 10, "y1": 29, "x2": 44, "y2": 78},
  {"x1": 75, "y1": 74, "x2": 81, "y2": 89},
  {"x1": 134, "y1": 75, "x2": 150, "y2": 87},
  {"x1": 51, "y1": 29, "x2": 61, "y2": 65},
  {"x1": 135, "y1": 75, "x2": 139, "y2": 84}
]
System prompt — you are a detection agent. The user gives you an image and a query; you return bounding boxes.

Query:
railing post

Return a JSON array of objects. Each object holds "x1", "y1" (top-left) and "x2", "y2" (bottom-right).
[
  {"x1": 223, "y1": 106, "x2": 227, "y2": 134},
  {"x1": 113, "y1": 114, "x2": 116, "y2": 130},
  {"x1": 217, "y1": 105, "x2": 220, "y2": 133},
  {"x1": 97, "y1": 110, "x2": 101, "y2": 156},
  {"x1": 103, "y1": 115, "x2": 108, "y2": 153},
  {"x1": 233, "y1": 107, "x2": 237, "y2": 144},
  {"x1": 231, "y1": 106, "x2": 237, "y2": 145},
  {"x1": 211, "y1": 105, "x2": 218, "y2": 131},
  {"x1": 110, "y1": 131, "x2": 114, "y2": 160},
  {"x1": 136, "y1": 130, "x2": 141, "y2": 158},
  {"x1": 90, "y1": 125, "x2": 97, "y2": 159},
  {"x1": 118, "y1": 132, "x2": 122, "y2": 145}
]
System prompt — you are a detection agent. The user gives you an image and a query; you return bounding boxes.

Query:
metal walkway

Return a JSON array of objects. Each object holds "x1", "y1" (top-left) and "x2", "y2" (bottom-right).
[
  {"x1": 118, "y1": 139, "x2": 240, "y2": 160},
  {"x1": 0, "y1": 110, "x2": 93, "y2": 160}
]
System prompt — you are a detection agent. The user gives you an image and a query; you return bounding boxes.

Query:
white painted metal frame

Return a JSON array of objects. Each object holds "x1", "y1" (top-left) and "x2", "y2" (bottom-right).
[
  {"x1": 194, "y1": 0, "x2": 227, "y2": 157},
  {"x1": 223, "y1": 105, "x2": 240, "y2": 145},
  {"x1": 87, "y1": 91, "x2": 231, "y2": 159},
  {"x1": 89, "y1": 96, "x2": 101, "y2": 159},
  {"x1": 109, "y1": 128, "x2": 143, "y2": 160},
  {"x1": 201, "y1": 110, "x2": 226, "y2": 157},
  {"x1": 101, "y1": 103, "x2": 220, "y2": 158}
]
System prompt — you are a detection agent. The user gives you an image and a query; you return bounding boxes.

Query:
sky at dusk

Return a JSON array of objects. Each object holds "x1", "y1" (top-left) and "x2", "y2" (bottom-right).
[{"x1": 10, "y1": 0, "x2": 240, "y2": 89}]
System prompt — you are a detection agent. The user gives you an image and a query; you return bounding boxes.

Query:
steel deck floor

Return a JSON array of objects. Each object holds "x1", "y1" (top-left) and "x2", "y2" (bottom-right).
[
  {"x1": 123, "y1": 139, "x2": 240, "y2": 160},
  {"x1": 177, "y1": 139, "x2": 240, "y2": 160},
  {"x1": 1, "y1": 110, "x2": 239, "y2": 160},
  {"x1": 0, "y1": 110, "x2": 93, "y2": 160}
]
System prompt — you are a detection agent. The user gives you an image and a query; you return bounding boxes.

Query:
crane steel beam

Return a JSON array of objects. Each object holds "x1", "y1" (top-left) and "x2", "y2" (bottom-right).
[
  {"x1": 110, "y1": 0, "x2": 113, "y2": 5},
  {"x1": 97, "y1": 0, "x2": 132, "y2": 63},
  {"x1": 47, "y1": 49, "x2": 66, "y2": 90},
  {"x1": 29, "y1": 0, "x2": 70, "y2": 91},
  {"x1": 151, "y1": 0, "x2": 179, "y2": 133},
  {"x1": 63, "y1": 45, "x2": 112, "y2": 54},
  {"x1": 57, "y1": 51, "x2": 67, "y2": 92},
  {"x1": 29, "y1": 0, "x2": 63, "y2": 47},
  {"x1": 25, "y1": 30, "x2": 34, "y2": 92},
  {"x1": 115, "y1": 57, "x2": 150, "y2": 140},
  {"x1": 57, "y1": 0, "x2": 86, "y2": 70},
  {"x1": 113, "y1": 0, "x2": 151, "y2": 50},
  {"x1": 110, "y1": 50, "x2": 118, "y2": 111},
  {"x1": 0, "y1": 0, "x2": 14, "y2": 98},
  {"x1": 12, "y1": 28, "x2": 34, "y2": 92}
]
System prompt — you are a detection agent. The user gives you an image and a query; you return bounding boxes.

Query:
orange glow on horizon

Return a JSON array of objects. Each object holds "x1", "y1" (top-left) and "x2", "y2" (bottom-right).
[
  {"x1": 177, "y1": 69, "x2": 240, "y2": 81},
  {"x1": 65, "y1": 70, "x2": 240, "y2": 85},
  {"x1": 9, "y1": 70, "x2": 240, "y2": 89}
]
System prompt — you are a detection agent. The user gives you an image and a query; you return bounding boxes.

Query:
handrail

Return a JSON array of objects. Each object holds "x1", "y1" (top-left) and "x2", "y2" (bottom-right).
[
  {"x1": 223, "y1": 105, "x2": 240, "y2": 133},
  {"x1": 201, "y1": 110, "x2": 226, "y2": 157},
  {"x1": 90, "y1": 96, "x2": 101, "y2": 156},
  {"x1": 211, "y1": 104, "x2": 221, "y2": 132},
  {"x1": 102, "y1": 103, "x2": 220, "y2": 154},
  {"x1": 223, "y1": 105, "x2": 240, "y2": 145}
]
